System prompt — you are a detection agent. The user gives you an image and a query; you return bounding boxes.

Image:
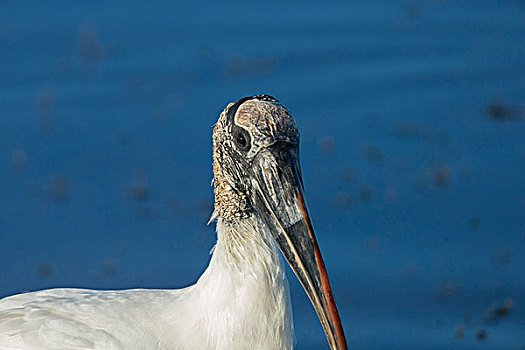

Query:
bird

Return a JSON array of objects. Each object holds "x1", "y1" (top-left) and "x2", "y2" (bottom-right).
[{"x1": 0, "y1": 95, "x2": 347, "y2": 350}]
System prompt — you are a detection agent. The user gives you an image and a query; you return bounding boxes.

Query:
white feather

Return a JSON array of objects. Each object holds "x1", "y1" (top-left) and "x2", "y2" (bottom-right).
[{"x1": 0, "y1": 216, "x2": 294, "y2": 350}]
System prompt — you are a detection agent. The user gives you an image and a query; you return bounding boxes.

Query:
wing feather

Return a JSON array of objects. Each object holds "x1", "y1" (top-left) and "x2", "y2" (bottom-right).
[{"x1": 0, "y1": 289, "x2": 160, "y2": 350}]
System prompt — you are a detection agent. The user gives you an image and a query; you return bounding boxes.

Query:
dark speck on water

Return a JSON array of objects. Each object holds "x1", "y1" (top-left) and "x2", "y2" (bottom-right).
[
  {"x1": 360, "y1": 144, "x2": 384, "y2": 162},
  {"x1": 487, "y1": 99, "x2": 522, "y2": 122},
  {"x1": 46, "y1": 176, "x2": 70, "y2": 203},
  {"x1": 331, "y1": 191, "x2": 352, "y2": 208},
  {"x1": 317, "y1": 135, "x2": 335, "y2": 154},
  {"x1": 79, "y1": 24, "x2": 101, "y2": 63},
  {"x1": 1, "y1": 1, "x2": 524, "y2": 349},
  {"x1": 455, "y1": 325, "x2": 465, "y2": 340},
  {"x1": 476, "y1": 329, "x2": 487, "y2": 341},
  {"x1": 467, "y1": 216, "x2": 481, "y2": 231},
  {"x1": 127, "y1": 186, "x2": 150, "y2": 202},
  {"x1": 340, "y1": 168, "x2": 355, "y2": 184},
  {"x1": 437, "y1": 279, "x2": 461, "y2": 301},
  {"x1": 492, "y1": 247, "x2": 512, "y2": 269},
  {"x1": 37, "y1": 262, "x2": 55, "y2": 278},
  {"x1": 433, "y1": 166, "x2": 450, "y2": 188},
  {"x1": 126, "y1": 170, "x2": 151, "y2": 202},
  {"x1": 484, "y1": 298, "x2": 514, "y2": 324},
  {"x1": 359, "y1": 187, "x2": 374, "y2": 202},
  {"x1": 103, "y1": 259, "x2": 117, "y2": 277}
]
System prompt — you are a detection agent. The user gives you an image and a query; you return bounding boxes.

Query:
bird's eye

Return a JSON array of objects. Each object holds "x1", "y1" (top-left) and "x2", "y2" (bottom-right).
[
  {"x1": 234, "y1": 129, "x2": 250, "y2": 151},
  {"x1": 236, "y1": 133, "x2": 246, "y2": 147}
]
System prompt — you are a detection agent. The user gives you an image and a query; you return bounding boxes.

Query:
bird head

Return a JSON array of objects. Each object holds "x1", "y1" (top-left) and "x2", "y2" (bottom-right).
[{"x1": 212, "y1": 95, "x2": 347, "y2": 350}]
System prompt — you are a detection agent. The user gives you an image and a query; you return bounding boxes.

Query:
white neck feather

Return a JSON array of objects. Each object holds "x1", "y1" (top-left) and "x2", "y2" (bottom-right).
[{"x1": 167, "y1": 216, "x2": 294, "y2": 350}]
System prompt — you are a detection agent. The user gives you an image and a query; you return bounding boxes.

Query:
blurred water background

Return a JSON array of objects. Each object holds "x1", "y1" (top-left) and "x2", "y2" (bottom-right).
[{"x1": 1, "y1": 1, "x2": 524, "y2": 349}]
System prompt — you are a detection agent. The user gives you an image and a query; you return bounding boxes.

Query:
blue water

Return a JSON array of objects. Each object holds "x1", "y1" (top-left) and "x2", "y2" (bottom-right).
[{"x1": 1, "y1": 1, "x2": 524, "y2": 349}]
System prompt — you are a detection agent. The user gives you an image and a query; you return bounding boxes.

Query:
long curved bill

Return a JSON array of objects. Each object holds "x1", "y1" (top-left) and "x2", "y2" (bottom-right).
[{"x1": 250, "y1": 144, "x2": 348, "y2": 350}]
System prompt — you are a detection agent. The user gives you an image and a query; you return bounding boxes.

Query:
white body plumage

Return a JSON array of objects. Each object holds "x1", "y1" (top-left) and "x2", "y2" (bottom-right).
[{"x1": 0, "y1": 217, "x2": 294, "y2": 350}]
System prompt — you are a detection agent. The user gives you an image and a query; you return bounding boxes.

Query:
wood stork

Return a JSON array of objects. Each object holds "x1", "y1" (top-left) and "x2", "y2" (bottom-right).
[{"x1": 0, "y1": 95, "x2": 347, "y2": 350}]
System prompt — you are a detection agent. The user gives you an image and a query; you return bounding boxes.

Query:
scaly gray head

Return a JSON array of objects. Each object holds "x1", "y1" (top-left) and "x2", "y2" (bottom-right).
[{"x1": 212, "y1": 95, "x2": 348, "y2": 350}]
